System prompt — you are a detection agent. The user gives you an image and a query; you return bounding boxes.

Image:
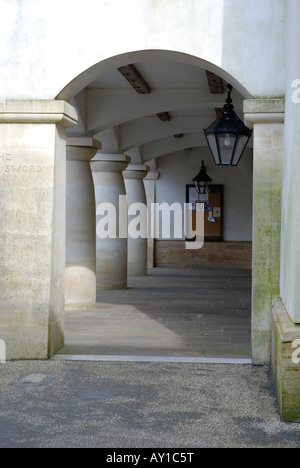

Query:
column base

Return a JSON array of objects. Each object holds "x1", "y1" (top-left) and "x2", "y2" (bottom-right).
[{"x1": 272, "y1": 298, "x2": 300, "y2": 422}]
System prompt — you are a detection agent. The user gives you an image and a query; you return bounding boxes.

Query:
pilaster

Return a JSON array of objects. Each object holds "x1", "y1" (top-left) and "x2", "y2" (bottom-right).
[
  {"x1": 272, "y1": 299, "x2": 300, "y2": 422},
  {"x1": 244, "y1": 99, "x2": 284, "y2": 364},
  {"x1": 0, "y1": 100, "x2": 78, "y2": 359}
]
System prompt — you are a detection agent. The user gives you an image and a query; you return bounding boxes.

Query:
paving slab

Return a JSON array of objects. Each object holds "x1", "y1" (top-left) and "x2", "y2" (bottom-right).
[{"x1": 58, "y1": 267, "x2": 252, "y2": 359}]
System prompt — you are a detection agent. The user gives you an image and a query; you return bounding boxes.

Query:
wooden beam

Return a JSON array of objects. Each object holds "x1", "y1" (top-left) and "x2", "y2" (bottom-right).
[
  {"x1": 118, "y1": 64, "x2": 151, "y2": 94},
  {"x1": 206, "y1": 71, "x2": 224, "y2": 94},
  {"x1": 156, "y1": 112, "x2": 171, "y2": 121}
]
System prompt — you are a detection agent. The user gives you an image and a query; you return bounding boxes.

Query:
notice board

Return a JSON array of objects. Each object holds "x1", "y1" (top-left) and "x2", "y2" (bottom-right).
[{"x1": 186, "y1": 184, "x2": 224, "y2": 241}]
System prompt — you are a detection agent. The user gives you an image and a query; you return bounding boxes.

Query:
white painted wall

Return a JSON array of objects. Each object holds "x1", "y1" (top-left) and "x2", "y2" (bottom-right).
[
  {"x1": 280, "y1": 0, "x2": 300, "y2": 323},
  {"x1": 0, "y1": 0, "x2": 287, "y2": 100},
  {"x1": 156, "y1": 147, "x2": 253, "y2": 241}
]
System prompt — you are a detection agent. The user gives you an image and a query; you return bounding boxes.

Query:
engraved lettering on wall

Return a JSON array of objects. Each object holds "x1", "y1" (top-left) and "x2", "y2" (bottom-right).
[{"x1": 0, "y1": 154, "x2": 42, "y2": 173}]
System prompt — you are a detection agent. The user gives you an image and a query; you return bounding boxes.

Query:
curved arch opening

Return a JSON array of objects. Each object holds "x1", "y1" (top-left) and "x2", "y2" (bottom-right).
[
  {"x1": 60, "y1": 48, "x2": 253, "y2": 362},
  {"x1": 57, "y1": 49, "x2": 253, "y2": 102}
]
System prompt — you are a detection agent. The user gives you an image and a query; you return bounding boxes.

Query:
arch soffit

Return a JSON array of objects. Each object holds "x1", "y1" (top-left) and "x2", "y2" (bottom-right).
[
  {"x1": 61, "y1": 50, "x2": 253, "y2": 164},
  {"x1": 57, "y1": 50, "x2": 253, "y2": 102}
]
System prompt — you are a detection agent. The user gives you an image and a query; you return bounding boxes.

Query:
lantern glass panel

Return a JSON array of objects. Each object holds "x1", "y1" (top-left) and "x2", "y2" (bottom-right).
[
  {"x1": 232, "y1": 134, "x2": 250, "y2": 165},
  {"x1": 218, "y1": 133, "x2": 236, "y2": 165},
  {"x1": 206, "y1": 133, "x2": 220, "y2": 166}
]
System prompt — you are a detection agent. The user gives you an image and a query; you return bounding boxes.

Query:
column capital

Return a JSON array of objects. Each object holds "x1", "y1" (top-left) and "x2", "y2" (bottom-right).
[
  {"x1": 123, "y1": 164, "x2": 150, "y2": 180},
  {"x1": 91, "y1": 153, "x2": 130, "y2": 173},
  {"x1": 243, "y1": 98, "x2": 285, "y2": 128},
  {"x1": 66, "y1": 137, "x2": 102, "y2": 162},
  {"x1": 144, "y1": 170, "x2": 160, "y2": 181},
  {"x1": 0, "y1": 100, "x2": 78, "y2": 128}
]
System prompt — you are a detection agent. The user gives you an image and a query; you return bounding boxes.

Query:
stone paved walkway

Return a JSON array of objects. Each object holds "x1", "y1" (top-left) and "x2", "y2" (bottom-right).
[{"x1": 58, "y1": 267, "x2": 252, "y2": 359}]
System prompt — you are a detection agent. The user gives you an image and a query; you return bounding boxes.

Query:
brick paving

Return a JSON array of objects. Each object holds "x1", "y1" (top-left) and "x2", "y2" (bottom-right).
[{"x1": 58, "y1": 267, "x2": 252, "y2": 359}]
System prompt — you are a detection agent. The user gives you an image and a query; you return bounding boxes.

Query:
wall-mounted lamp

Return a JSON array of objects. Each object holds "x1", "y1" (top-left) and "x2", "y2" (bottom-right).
[{"x1": 203, "y1": 84, "x2": 253, "y2": 167}]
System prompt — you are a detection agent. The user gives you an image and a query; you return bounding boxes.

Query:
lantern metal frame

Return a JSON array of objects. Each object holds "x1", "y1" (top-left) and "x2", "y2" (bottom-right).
[
  {"x1": 203, "y1": 84, "x2": 253, "y2": 167},
  {"x1": 193, "y1": 160, "x2": 213, "y2": 198}
]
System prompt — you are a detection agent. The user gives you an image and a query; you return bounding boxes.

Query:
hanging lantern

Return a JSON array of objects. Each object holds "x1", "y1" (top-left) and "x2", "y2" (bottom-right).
[
  {"x1": 203, "y1": 84, "x2": 253, "y2": 167},
  {"x1": 193, "y1": 160, "x2": 213, "y2": 197}
]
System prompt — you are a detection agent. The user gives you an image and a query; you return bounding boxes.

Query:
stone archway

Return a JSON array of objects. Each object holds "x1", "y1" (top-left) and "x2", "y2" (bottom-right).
[
  {"x1": 0, "y1": 50, "x2": 284, "y2": 363},
  {"x1": 60, "y1": 50, "x2": 267, "y2": 363},
  {"x1": 61, "y1": 49, "x2": 285, "y2": 364}
]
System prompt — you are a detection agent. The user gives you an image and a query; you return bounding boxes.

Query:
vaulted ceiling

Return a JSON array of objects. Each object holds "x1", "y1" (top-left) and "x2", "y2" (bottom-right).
[{"x1": 67, "y1": 59, "x2": 249, "y2": 165}]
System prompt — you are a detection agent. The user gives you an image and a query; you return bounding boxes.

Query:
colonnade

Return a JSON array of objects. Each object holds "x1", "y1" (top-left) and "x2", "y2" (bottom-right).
[
  {"x1": 0, "y1": 98, "x2": 288, "y2": 370},
  {"x1": 65, "y1": 147, "x2": 154, "y2": 307}
]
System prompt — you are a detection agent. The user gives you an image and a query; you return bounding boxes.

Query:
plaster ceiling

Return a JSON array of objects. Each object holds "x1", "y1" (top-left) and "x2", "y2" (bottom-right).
[
  {"x1": 87, "y1": 60, "x2": 209, "y2": 89},
  {"x1": 68, "y1": 58, "x2": 252, "y2": 165}
]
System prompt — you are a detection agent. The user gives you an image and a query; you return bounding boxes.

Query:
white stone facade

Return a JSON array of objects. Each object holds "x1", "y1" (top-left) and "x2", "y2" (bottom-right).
[{"x1": 0, "y1": 1, "x2": 299, "y2": 408}]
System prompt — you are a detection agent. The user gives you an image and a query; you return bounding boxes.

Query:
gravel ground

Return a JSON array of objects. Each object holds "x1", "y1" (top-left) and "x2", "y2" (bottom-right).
[{"x1": 0, "y1": 360, "x2": 299, "y2": 448}]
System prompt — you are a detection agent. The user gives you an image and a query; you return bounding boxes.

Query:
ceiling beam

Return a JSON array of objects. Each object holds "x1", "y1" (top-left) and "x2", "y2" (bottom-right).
[
  {"x1": 206, "y1": 71, "x2": 224, "y2": 94},
  {"x1": 119, "y1": 116, "x2": 215, "y2": 152},
  {"x1": 118, "y1": 64, "x2": 173, "y2": 121},
  {"x1": 142, "y1": 134, "x2": 207, "y2": 162},
  {"x1": 86, "y1": 88, "x2": 243, "y2": 134},
  {"x1": 156, "y1": 111, "x2": 171, "y2": 121},
  {"x1": 118, "y1": 64, "x2": 152, "y2": 94}
]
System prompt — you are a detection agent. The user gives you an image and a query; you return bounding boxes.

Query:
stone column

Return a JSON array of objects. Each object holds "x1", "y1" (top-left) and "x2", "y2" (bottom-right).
[
  {"x1": 144, "y1": 171, "x2": 160, "y2": 269},
  {"x1": 244, "y1": 99, "x2": 285, "y2": 364},
  {"x1": 91, "y1": 154, "x2": 130, "y2": 289},
  {"x1": 65, "y1": 137, "x2": 101, "y2": 308},
  {"x1": 0, "y1": 100, "x2": 78, "y2": 359},
  {"x1": 123, "y1": 164, "x2": 149, "y2": 276}
]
